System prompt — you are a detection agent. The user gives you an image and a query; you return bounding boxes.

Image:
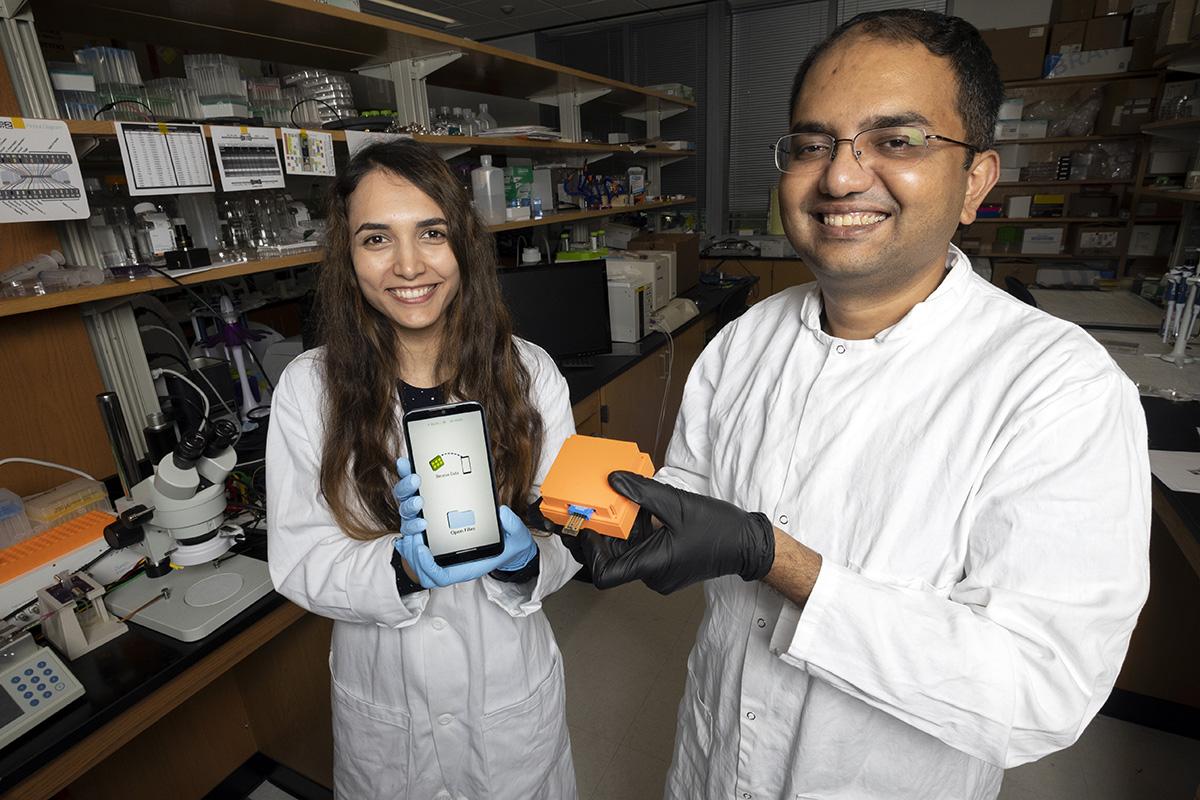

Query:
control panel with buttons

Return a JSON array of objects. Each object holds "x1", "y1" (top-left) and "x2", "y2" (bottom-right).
[{"x1": 0, "y1": 634, "x2": 85, "y2": 750}]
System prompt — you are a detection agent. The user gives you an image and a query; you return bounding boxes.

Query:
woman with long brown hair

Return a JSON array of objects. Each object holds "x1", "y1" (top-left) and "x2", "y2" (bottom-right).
[{"x1": 266, "y1": 139, "x2": 579, "y2": 799}]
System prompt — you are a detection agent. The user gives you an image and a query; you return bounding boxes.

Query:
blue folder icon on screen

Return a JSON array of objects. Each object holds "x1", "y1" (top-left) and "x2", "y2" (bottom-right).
[{"x1": 447, "y1": 510, "x2": 476, "y2": 529}]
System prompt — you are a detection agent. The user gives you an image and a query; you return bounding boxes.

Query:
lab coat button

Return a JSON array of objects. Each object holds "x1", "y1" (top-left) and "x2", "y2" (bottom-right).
[
  {"x1": 756, "y1": 618, "x2": 766, "y2": 628},
  {"x1": 836, "y1": 344, "x2": 846, "y2": 354},
  {"x1": 742, "y1": 793, "x2": 752, "y2": 799},
  {"x1": 778, "y1": 514, "x2": 788, "y2": 525},
  {"x1": 746, "y1": 711, "x2": 756, "y2": 720},
  {"x1": 431, "y1": 617, "x2": 446, "y2": 630},
  {"x1": 438, "y1": 713, "x2": 454, "y2": 726}
]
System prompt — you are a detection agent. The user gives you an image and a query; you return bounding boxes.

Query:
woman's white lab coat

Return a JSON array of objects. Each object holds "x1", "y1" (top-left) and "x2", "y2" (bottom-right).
[{"x1": 266, "y1": 339, "x2": 579, "y2": 800}]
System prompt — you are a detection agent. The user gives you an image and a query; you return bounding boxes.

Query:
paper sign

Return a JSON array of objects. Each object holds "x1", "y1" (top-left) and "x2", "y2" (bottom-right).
[
  {"x1": 0, "y1": 117, "x2": 89, "y2": 222},
  {"x1": 209, "y1": 125, "x2": 285, "y2": 192},
  {"x1": 344, "y1": 130, "x2": 410, "y2": 157},
  {"x1": 280, "y1": 128, "x2": 335, "y2": 176},
  {"x1": 115, "y1": 121, "x2": 214, "y2": 196}
]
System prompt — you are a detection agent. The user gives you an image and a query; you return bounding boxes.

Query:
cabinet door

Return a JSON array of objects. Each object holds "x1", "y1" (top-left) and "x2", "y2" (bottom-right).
[
  {"x1": 656, "y1": 321, "x2": 710, "y2": 465},
  {"x1": 600, "y1": 352, "x2": 666, "y2": 456},
  {"x1": 572, "y1": 392, "x2": 602, "y2": 437},
  {"x1": 771, "y1": 259, "x2": 815, "y2": 295}
]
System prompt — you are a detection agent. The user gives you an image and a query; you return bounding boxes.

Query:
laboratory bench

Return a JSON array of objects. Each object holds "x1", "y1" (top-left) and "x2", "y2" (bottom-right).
[{"x1": 0, "y1": 278, "x2": 754, "y2": 800}]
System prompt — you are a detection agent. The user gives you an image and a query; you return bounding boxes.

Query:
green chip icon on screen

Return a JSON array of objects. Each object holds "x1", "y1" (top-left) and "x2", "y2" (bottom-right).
[{"x1": 430, "y1": 455, "x2": 445, "y2": 471}]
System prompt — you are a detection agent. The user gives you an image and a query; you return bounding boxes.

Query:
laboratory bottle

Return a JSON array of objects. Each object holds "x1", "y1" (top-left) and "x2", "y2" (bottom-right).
[
  {"x1": 627, "y1": 166, "x2": 647, "y2": 203},
  {"x1": 471, "y1": 155, "x2": 506, "y2": 225},
  {"x1": 461, "y1": 107, "x2": 479, "y2": 136},
  {"x1": 449, "y1": 107, "x2": 464, "y2": 136},
  {"x1": 477, "y1": 103, "x2": 497, "y2": 131}
]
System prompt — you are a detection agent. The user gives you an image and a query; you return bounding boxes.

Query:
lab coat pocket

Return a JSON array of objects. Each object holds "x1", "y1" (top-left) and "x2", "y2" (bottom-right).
[
  {"x1": 481, "y1": 657, "x2": 568, "y2": 799},
  {"x1": 668, "y1": 673, "x2": 714, "y2": 796},
  {"x1": 330, "y1": 678, "x2": 413, "y2": 800}
]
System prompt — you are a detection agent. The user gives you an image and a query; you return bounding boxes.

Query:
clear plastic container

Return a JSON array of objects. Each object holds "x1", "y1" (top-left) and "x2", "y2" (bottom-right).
[
  {"x1": 477, "y1": 103, "x2": 497, "y2": 131},
  {"x1": 75, "y1": 47, "x2": 142, "y2": 87},
  {"x1": 56, "y1": 89, "x2": 100, "y2": 121},
  {"x1": 23, "y1": 478, "x2": 113, "y2": 533},
  {"x1": 0, "y1": 489, "x2": 33, "y2": 549},
  {"x1": 185, "y1": 54, "x2": 245, "y2": 102},
  {"x1": 145, "y1": 77, "x2": 202, "y2": 120},
  {"x1": 472, "y1": 155, "x2": 506, "y2": 225}
]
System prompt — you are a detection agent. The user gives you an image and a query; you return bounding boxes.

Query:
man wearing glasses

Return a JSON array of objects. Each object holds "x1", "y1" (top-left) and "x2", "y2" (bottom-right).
[{"x1": 577, "y1": 9, "x2": 1150, "y2": 800}]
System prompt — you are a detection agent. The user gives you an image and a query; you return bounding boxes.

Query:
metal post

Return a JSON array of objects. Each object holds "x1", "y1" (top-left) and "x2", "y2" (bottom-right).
[
  {"x1": 529, "y1": 79, "x2": 610, "y2": 143},
  {"x1": 356, "y1": 50, "x2": 463, "y2": 129},
  {"x1": 0, "y1": 0, "x2": 57, "y2": 117}
]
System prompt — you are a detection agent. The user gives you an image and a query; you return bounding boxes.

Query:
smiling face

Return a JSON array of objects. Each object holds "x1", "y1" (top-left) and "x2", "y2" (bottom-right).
[
  {"x1": 348, "y1": 169, "x2": 461, "y2": 340},
  {"x1": 780, "y1": 34, "x2": 996, "y2": 295}
]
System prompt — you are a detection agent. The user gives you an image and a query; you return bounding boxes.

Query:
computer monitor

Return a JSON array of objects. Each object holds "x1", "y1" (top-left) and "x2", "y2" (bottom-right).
[{"x1": 497, "y1": 260, "x2": 612, "y2": 359}]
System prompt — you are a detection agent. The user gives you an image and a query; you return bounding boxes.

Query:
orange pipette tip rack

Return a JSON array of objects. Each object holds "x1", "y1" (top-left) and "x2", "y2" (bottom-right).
[
  {"x1": 540, "y1": 435, "x2": 654, "y2": 539},
  {"x1": 0, "y1": 510, "x2": 115, "y2": 584}
]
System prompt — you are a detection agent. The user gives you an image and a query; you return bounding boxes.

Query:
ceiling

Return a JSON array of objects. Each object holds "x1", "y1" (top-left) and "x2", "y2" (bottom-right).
[{"x1": 360, "y1": 0, "x2": 707, "y2": 41}]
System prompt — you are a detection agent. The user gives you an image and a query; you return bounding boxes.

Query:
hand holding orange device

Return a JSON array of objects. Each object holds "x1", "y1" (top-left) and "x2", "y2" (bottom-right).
[{"x1": 539, "y1": 435, "x2": 655, "y2": 539}]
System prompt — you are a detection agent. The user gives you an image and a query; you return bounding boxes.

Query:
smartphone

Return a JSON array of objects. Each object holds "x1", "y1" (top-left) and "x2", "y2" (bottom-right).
[{"x1": 402, "y1": 401, "x2": 505, "y2": 566}]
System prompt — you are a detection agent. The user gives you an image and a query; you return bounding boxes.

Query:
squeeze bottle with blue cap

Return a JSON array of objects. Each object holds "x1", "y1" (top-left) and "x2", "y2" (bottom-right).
[{"x1": 471, "y1": 155, "x2": 505, "y2": 225}]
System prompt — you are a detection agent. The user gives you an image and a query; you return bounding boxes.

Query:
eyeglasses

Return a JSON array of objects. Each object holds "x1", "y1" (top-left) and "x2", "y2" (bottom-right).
[{"x1": 772, "y1": 126, "x2": 976, "y2": 174}]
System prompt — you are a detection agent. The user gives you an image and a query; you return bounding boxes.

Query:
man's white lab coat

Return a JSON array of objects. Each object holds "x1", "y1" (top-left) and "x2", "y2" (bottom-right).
[
  {"x1": 656, "y1": 247, "x2": 1150, "y2": 800},
  {"x1": 266, "y1": 340, "x2": 579, "y2": 800}
]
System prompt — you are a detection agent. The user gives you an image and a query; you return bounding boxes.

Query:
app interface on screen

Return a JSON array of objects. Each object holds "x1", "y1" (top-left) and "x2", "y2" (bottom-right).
[{"x1": 408, "y1": 411, "x2": 500, "y2": 557}]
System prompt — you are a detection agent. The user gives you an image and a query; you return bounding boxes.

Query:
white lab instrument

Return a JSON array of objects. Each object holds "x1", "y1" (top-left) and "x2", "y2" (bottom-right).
[
  {"x1": 606, "y1": 279, "x2": 652, "y2": 342},
  {"x1": 0, "y1": 633, "x2": 85, "y2": 750},
  {"x1": 37, "y1": 570, "x2": 126, "y2": 659},
  {"x1": 606, "y1": 255, "x2": 670, "y2": 312},
  {"x1": 104, "y1": 420, "x2": 273, "y2": 642},
  {"x1": 633, "y1": 250, "x2": 678, "y2": 303},
  {"x1": 1160, "y1": 275, "x2": 1199, "y2": 366},
  {"x1": 651, "y1": 297, "x2": 700, "y2": 333}
]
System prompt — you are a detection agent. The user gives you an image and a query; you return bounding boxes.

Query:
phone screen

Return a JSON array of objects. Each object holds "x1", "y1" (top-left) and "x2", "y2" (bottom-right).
[{"x1": 405, "y1": 405, "x2": 502, "y2": 559}]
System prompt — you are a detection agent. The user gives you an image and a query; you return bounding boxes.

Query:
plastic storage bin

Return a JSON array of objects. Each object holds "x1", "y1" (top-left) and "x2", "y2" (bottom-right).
[{"x1": 23, "y1": 478, "x2": 114, "y2": 534}]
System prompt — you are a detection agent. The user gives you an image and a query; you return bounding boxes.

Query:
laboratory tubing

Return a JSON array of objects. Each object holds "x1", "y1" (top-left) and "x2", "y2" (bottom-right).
[{"x1": 472, "y1": 156, "x2": 506, "y2": 225}]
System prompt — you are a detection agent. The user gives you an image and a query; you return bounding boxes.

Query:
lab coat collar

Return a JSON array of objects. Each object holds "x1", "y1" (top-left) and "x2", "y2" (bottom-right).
[{"x1": 798, "y1": 245, "x2": 971, "y2": 345}]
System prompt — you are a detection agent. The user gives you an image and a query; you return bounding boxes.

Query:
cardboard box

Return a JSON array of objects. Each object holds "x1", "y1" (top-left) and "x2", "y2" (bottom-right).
[
  {"x1": 628, "y1": 232, "x2": 700, "y2": 293},
  {"x1": 1160, "y1": 0, "x2": 1197, "y2": 48},
  {"x1": 996, "y1": 143, "x2": 1031, "y2": 168},
  {"x1": 1056, "y1": 0, "x2": 1096, "y2": 20},
  {"x1": 1130, "y1": 1, "x2": 1167, "y2": 37},
  {"x1": 991, "y1": 259, "x2": 1040, "y2": 289},
  {"x1": 1022, "y1": 227, "x2": 1066, "y2": 254},
  {"x1": 1128, "y1": 223, "x2": 1163, "y2": 255},
  {"x1": 981, "y1": 26, "x2": 1050, "y2": 80},
  {"x1": 1085, "y1": 14, "x2": 1128, "y2": 48},
  {"x1": 998, "y1": 97, "x2": 1026, "y2": 119},
  {"x1": 957, "y1": 0, "x2": 1053, "y2": 27},
  {"x1": 999, "y1": 167, "x2": 1023, "y2": 181},
  {"x1": 1094, "y1": 0, "x2": 1133, "y2": 13},
  {"x1": 1076, "y1": 225, "x2": 1127, "y2": 253},
  {"x1": 1050, "y1": 20, "x2": 1088, "y2": 52},
  {"x1": 996, "y1": 120, "x2": 1049, "y2": 139},
  {"x1": 1096, "y1": 76, "x2": 1159, "y2": 133},
  {"x1": 995, "y1": 121, "x2": 1022, "y2": 140},
  {"x1": 1128, "y1": 34, "x2": 1157, "y2": 69},
  {"x1": 1007, "y1": 195, "x2": 1034, "y2": 217},
  {"x1": 1044, "y1": 46, "x2": 1132, "y2": 76}
]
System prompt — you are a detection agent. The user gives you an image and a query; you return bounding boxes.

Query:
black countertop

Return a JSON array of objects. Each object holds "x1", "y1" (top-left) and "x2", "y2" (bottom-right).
[
  {"x1": 0, "y1": 538, "x2": 283, "y2": 794},
  {"x1": 561, "y1": 279, "x2": 755, "y2": 405},
  {"x1": 1143, "y1": 396, "x2": 1200, "y2": 557}
]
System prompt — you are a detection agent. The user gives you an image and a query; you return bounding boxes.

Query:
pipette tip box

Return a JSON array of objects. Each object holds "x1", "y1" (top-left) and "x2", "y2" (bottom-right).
[{"x1": 539, "y1": 435, "x2": 654, "y2": 539}]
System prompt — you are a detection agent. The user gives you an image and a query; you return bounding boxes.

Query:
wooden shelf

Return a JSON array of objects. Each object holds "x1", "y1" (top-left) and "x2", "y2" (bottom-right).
[
  {"x1": 489, "y1": 197, "x2": 695, "y2": 232},
  {"x1": 31, "y1": 0, "x2": 693, "y2": 117},
  {"x1": 1136, "y1": 187, "x2": 1200, "y2": 203},
  {"x1": 969, "y1": 217, "x2": 1124, "y2": 224},
  {"x1": 994, "y1": 135, "x2": 1139, "y2": 145},
  {"x1": 1004, "y1": 71, "x2": 1161, "y2": 89},
  {"x1": 976, "y1": 252, "x2": 1122, "y2": 260},
  {"x1": 63, "y1": 120, "x2": 696, "y2": 158},
  {"x1": 992, "y1": 179, "x2": 1133, "y2": 188},
  {"x1": 0, "y1": 252, "x2": 323, "y2": 318}
]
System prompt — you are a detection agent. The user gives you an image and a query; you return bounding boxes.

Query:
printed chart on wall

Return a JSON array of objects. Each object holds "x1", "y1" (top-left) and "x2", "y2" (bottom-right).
[
  {"x1": 0, "y1": 117, "x2": 89, "y2": 223},
  {"x1": 210, "y1": 126, "x2": 286, "y2": 191},
  {"x1": 114, "y1": 122, "x2": 214, "y2": 196},
  {"x1": 280, "y1": 128, "x2": 335, "y2": 176}
]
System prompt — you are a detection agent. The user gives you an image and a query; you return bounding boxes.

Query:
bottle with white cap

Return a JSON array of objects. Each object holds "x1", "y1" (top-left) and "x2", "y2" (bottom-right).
[{"x1": 471, "y1": 155, "x2": 506, "y2": 226}]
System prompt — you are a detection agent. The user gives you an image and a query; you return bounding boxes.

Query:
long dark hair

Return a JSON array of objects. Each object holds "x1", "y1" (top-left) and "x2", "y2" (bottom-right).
[{"x1": 316, "y1": 139, "x2": 543, "y2": 540}]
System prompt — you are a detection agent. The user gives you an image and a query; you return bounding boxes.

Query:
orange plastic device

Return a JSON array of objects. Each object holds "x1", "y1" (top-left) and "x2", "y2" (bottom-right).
[{"x1": 539, "y1": 435, "x2": 655, "y2": 539}]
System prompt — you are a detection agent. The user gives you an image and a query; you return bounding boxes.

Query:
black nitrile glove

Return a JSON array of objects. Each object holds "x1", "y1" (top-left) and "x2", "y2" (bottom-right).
[{"x1": 578, "y1": 471, "x2": 776, "y2": 595}]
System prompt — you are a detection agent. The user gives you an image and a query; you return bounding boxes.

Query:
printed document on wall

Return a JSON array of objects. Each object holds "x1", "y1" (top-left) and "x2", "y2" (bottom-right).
[
  {"x1": 114, "y1": 122, "x2": 214, "y2": 196},
  {"x1": 0, "y1": 117, "x2": 89, "y2": 223},
  {"x1": 210, "y1": 125, "x2": 285, "y2": 191},
  {"x1": 281, "y1": 128, "x2": 335, "y2": 176}
]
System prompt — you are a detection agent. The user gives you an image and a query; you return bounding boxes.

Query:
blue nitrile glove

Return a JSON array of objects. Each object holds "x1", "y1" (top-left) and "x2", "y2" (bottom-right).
[{"x1": 392, "y1": 458, "x2": 538, "y2": 588}]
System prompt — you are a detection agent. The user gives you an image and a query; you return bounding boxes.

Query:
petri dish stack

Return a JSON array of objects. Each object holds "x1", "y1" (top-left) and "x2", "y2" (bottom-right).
[
  {"x1": 283, "y1": 69, "x2": 357, "y2": 126},
  {"x1": 184, "y1": 54, "x2": 249, "y2": 118},
  {"x1": 145, "y1": 77, "x2": 203, "y2": 121},
  {"x1": 75, "y1": 47, "x2": 147, "y2": 121}
]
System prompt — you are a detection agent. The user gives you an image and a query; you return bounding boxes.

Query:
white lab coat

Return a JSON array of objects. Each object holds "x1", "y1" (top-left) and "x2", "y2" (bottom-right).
[
  {"x1": 266, "y1": 339, "x2": 580, "y2": 800},
  {"x1": 656, "y1": 246, "x2": 1150, "y2": 800}
]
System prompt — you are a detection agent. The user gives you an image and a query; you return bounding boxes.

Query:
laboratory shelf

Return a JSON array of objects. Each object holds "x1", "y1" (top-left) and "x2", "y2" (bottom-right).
[
  {"x1": 978, "y1": 252, "x2": 1123, "y2": 260},
  {"x1": 1135, "y1": 187, "x2": 1200, "y2": 203},
  {"x1": 992, "y1": 179, "x2": 1134, "y2": 188},
  {"x1": 993, "y1": 135, "x2": 1140, "y2": 145},
  {"x1": 0, "y1": 251, "x2": 323, "y2": 319},
  {"x1": 489, "y1": 197, "x2": 696, "y2": 232},
  {"x1": 1003, "y1": 71, "x2": 1161, "y2": 89},
  {"x1": 969, "y1": 217, "x2": 1124, "y2": 224},
  {"x1": 30, "y1": 0, "x2": 693, "y2": 118},
  {"x1": 61, "y1": 120, "x2": 695, "y2": 159}
]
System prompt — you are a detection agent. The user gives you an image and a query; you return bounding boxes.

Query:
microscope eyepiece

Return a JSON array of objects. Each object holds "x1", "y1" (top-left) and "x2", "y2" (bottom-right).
[
  {"x1": 204, "y1": 419, "x2": 239, "y2": 457},
  {"x1": 172, "y1": 429, "x2": 208, "y2": 469}
]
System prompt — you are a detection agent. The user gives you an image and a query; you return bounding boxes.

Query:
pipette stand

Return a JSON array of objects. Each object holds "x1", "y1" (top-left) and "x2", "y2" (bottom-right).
[
  {"x1": 1161, "y1": 277, "x2": 1199, "y2": 367},
  {"x1": 37, "y1": 570, "x2": 127, "y2": 660}
]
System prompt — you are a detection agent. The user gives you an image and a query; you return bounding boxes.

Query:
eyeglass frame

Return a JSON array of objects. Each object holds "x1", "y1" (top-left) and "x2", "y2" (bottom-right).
[{"x1": 771, "y1": 126, "x2": 979, "y2": 174}]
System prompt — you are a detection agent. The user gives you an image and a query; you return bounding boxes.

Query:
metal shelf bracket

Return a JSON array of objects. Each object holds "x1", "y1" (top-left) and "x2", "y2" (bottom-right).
[
  {"x1": 528, "y1": 80, "x2": 612, "y2": 142},
  {"x1": 356, "y1": 50, "x2": 464, "y2": 129}
]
